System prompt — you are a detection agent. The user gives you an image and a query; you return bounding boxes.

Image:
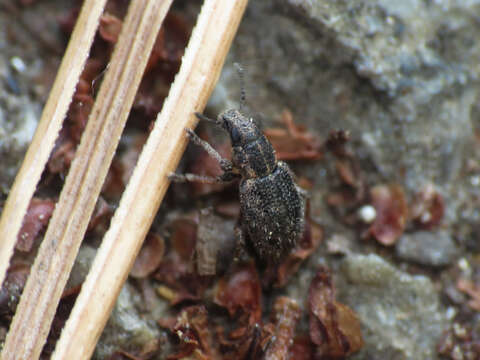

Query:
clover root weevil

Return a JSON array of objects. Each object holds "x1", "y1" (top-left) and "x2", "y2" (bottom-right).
[{"x1": 170, "y1": 64, "x2": 306, "y2": 265}]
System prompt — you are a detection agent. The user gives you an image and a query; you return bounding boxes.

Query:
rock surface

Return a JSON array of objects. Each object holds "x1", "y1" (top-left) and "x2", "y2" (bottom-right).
[
  {"x1": 337, "y1": 254, "x2": 447, "y2": 360},
  {"x1": 2, "y1": 0, "x2": 480, "y2": 358},
  {"x1": 396, "y1": 230, "x2": 459, "y2": 267}
]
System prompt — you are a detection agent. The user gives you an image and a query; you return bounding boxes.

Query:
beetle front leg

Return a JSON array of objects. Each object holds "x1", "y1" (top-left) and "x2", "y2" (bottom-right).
[{"x1": 185, "y1": 128, "x2": 234, "y2": 173}]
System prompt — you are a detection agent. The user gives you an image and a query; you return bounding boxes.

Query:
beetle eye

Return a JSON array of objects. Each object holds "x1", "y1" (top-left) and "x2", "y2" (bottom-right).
[{"x1": 230, "y1": 126, "x2": 241, "y2": 144}]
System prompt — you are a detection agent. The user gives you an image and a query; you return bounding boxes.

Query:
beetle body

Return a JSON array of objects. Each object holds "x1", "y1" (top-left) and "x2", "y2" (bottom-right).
[
  {"x1": 218, "y1": 109, "x2": 305, "y2": 264},
  {"x1": 170, "y1": 67, "x2": 306, "y2": 265},
  {"x1": 240, "y1": 161, "x2": 304, "y2": 263}
]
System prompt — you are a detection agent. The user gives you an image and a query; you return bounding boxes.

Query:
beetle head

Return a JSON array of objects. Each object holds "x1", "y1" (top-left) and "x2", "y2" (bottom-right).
[{"x1": 218, "y1": 109, "x2": 262, "y2": 147}]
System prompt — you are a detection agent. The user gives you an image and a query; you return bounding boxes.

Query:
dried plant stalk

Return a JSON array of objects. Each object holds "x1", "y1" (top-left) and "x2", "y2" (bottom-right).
[
  {"x1": 1, "y1": 0, "x2": 170, "y2": 359},
  {"x1": 0, "y1": 0, "x2": 107, "y2": 291},
  {"x1": 52, "y1": 0, "x2": 248, "y2": 358}
]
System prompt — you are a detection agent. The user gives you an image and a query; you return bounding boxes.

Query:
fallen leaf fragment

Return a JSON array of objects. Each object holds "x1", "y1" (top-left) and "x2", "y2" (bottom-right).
[
  {"x1": 195, "y1": 208, "x2": 235, "y2": 276},
  {"x1": 288, "y1": 336, "x2": 314, "y2": 360},
  {"x1": 99, "y1": 13, "x2": 122, "y2": 43},
  {"x1": 130, "y1": 233, "x2": 165, "y2": 278},
  {"x1": 264, "y1": 296, "x2": 301, "y2": 360},
  {"x1": 275, "y1": 220, "x2": 323, "y2": 287},
  {"x1": 17, "y1": 197, "x2": 55, "y2": 252},
  {"x1": 308, "y1": 267, "x2": 363, "y2": 358},
  {"x1": 325, "y1": 129, "x2": 351, "y2": 157},
  {"x1": 154, "y1": 218, "x2": 208, "y2": 304},
  {"x1": 367, "y1": 184, "x2": 408, "y2": 246},
  {"x1": 264, "y1": 109, "x2": 322, "y2": 161},
  {"x1": 160, "y1": 305, "x2": 216, "y2": 360},
  {"x1": 87, "y1": 196, "x2": 113, "y2": 231},
  {"x1": 410, "y1": 183, "x2": 444, "y2": 229},
  {"x1": 0, "y1": 263, "x2": 29, "y2": 317},
  {"x1": 214, "y1": 262, "x2": 262, "y2": 327},
  {"x1": 457, "y1": 278, "x2": 480, "y2": 311}
]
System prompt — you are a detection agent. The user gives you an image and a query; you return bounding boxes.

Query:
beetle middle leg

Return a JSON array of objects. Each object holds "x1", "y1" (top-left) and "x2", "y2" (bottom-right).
[{"x1": 233, "y1": 225, "x2": 248, "y2": 262}]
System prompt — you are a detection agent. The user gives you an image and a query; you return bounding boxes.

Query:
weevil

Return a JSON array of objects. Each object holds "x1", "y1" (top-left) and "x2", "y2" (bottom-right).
[{"x1": 170, "y1": 64, "x2": 306, "y2": 265}]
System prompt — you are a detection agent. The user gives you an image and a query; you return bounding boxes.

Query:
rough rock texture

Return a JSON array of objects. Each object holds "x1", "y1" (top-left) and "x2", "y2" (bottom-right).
[
  {"x1": 337, "y1": 254, "x2": 447, "y2": 360},
  {"x1": 68, "y1": 245, "x2": 162, "y2": 360},
  {"x1": 93, "y1": 283, "x2": 161, "y2": 360},
  {"x1": 215, "y1": 0, "x2": 480, "y2": 227},
  {"x1": 396, "y1": 230, "x2": 459, "y2": 267},
  {"x1": 0, "y1": 2, "x2": 66, "y2": 195},
  {"x1": 2, "y1": 0, "x2": 480, "y2": 358}
]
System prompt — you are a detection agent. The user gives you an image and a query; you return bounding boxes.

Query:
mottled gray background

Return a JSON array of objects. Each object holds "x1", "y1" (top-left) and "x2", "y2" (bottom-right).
[{"x1": 1, "y1": 0, "x2": 480, "y2": 359}]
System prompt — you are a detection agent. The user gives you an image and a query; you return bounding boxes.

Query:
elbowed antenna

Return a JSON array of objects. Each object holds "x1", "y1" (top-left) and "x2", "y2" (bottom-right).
[{"x1": 233, "y1": 62, "x2": 246, "y2": 111}]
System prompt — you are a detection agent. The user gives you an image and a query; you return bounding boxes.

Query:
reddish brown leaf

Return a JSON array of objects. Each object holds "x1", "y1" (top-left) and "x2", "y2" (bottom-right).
[
  {"x1": 367, "y1": 184, "x2": 408, "y2": 246},
  {"x1": 17, "y1": 198, "x2": 55, "y2": 252},
  {"x1": 155, "y1": 218, "x2": 210, "y2": 304},
  {"x1": 335, "y1": 159, "x2": 357, "y2": 187},
  {"x1": 161, "y1": 305, "x2": 217, "y2": 360},
  {"x1": 130, "y1": 233, "x2": 165, "y2": 279},
  {"x1": 170, "y1": 218, "x2": 197, "y2": 261},
  {"x1": 325, "y1": 129, "x2": 351, "y2": 158},
  {"x1": 437, "y1": 325, "x2": 480, "y2": 360},
  {"x1": 0, "y1": 263, "x2": 29, "y2": 317},
  {"x1": 288, "y1": 336, "x2": 314, "y2": 360},
  {"x1": 410, "y1": 183, "x2": 444, "y2": 229},
  {"x1": 87, "y1": 196, "x2": 113, "y2": 231},
  {"x1": 68, "y1": 93, "x2": 94, "y2": 143},
  {"x1": 308, "y1": 267, "x2": 363, "y2": 358},
  {"x1": 264, "y1": 110, "x2": 322, "y2": 161},
  {"x1": 275, "y1": 220, "x2": 323, "y2": 287},
  {"x1": 99, "y1": 13, "x2": 122, "y2": 43},
  {"x1": 264, "y1": 297, "x2": 302, "y2": 360},
  {"x1": 457, "y1": 278, "x2": 480, "y2": 311},
  {"x1": 134, "y1": 12, "x2": 191, "y2": 118},
  {"x1": 214, "y1": 201, "x2": 240, "y2": 218},
  {"x1": 214, "y1": 262, "x2": 262, "y2": 326},
  {"x1": 48, "y1": 140, "x2": 76, "y2": 175}
]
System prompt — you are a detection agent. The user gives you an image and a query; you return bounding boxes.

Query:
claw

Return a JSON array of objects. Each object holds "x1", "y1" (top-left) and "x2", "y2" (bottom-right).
[{"x1": 185, "y1": 128, "x2": 195, "y2": 138}]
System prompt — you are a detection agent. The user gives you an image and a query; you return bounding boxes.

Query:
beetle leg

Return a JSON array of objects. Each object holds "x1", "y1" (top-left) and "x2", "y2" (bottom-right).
[
  {"x1": 168, "y1": 172, "x2": 235, "y2": 184},
  {"x1": 233, "y1": 226, "x2": 248, "y2": 262},
  {"x1": 185, "y1": 128, "x2": 234, "y2": 173},
  {"x1": 296, "y1": 185, "x2": 310, "y2": 199}
]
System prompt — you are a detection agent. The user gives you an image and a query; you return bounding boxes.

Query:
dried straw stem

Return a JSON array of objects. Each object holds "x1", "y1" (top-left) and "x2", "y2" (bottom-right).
[
  {"x1": 0, "y1": 0, "x2": 107, "y2": 291},
  {"x1": 52, "y1": 0, "x2": 248, "y2": 358},
  {"x1": 1, "y1": 0, "x2": 170, "y2": 358}
]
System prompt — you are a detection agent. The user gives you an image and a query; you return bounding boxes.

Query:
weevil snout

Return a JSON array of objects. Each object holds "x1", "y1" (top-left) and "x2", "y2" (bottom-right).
[{"x1": 219, "y1": 109, "x2": 262, "y2": 147}]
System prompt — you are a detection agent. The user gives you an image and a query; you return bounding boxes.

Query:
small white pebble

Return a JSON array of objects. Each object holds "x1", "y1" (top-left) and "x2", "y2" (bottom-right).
[
  {"x1": 445, "y1": 307, "x2": 457, "y2": 320},
  {"x1": 457, "y1": 258, "x2": 470, "y2": 274},
  {"x1": 453, "y1": 322, "x2": 467, "y2": 338},
  {"x1": 358, "y1": 205, "x2": 376, "y2": 223},
  {"x1": 470, "y1": 175, "x2": 480, "y2": 186},
  {"x1": 451, "y1": 344, "x2": 463, "y2": 360},
  {"x1": 10, "y1": 56, "x2": 26, "y2": 73},
  {"x1": 420, "y1": 211, "x2": 432, "y2": 223}
]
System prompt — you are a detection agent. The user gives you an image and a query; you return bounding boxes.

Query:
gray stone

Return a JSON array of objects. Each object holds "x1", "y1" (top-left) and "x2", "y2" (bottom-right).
[
  {"x1": 396, "y1": 230, "x2": 459, "y2": 266},
  {"x1": 67, "y1": 245, "x2": 97, "y2": 289},
  {"x1": 337, "y1": 254, "x2": 447, "y2": 360},
  {"x1": 93, "y1": 283, "x2": 160, "y2": 360}
]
